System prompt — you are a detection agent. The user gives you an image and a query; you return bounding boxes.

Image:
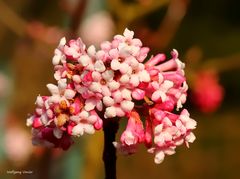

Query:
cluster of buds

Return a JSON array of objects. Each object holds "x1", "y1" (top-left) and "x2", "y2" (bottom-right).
[{"x1": 27, "y1": 28, "x2": 196, "y2": 164}]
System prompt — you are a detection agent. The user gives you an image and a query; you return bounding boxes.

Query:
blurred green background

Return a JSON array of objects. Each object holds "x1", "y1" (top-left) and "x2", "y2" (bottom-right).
[{"x1": 0, "y1": 0, "x2": 240, "y2": 178}]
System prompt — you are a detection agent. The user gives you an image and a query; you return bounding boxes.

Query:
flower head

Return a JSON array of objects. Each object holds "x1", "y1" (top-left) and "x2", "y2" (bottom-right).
[{"x1": 27, "y1": 28, "x2": 196, "y2": 164}]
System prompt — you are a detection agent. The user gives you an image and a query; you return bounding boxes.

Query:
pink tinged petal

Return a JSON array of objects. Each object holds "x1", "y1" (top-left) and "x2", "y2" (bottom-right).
[
  {"x1": 87, "y1": 45, "x2": 96, "y2": 57},
  {"x1": 103, "y1": 96, "x2": 115, "y2": 106},
  {"x1": 46, "y1": 109, "x2": 54, "y2": 119},
  {"x1": 185, "y1": 132, "x2": 196, "y2": 144},
  {"x1": 78, "y1": 55, "x2": 91, "y2": 66},
  {"x1": 138, "y1": 47, "x2": 149, "y2": 62},
  {"x1": 88, "y1": 115, "x2": 97, "y2": 124},
  {"x1": 180, "y1": 110, "x2": 197, "y2": 129},
  {"x1": 121, "y1": 131, "x2": 136, "y2": 145},
  {"x1": 147, "y1": 147, "x2": 155, "y2": 154},
  {"x1": 86, "y1": 63, "x2": 94, "y2": 71},
  {"x1": 52, "y1": 53, "x2": 61, "y2": 65},
  {"x1": 152, "y1": 90, "x2": 167, "y2": 102},
  {"x1": 114, "y1": 34, "x2": 124, "y2": 41},
  {"x1": 154, "y1": 135, "x2": 165, "y2": 147},
  {"x1": 121, "y1": 89, "x2": 132, "y2": 100},
  {"x1": 84, "y1": 98, "x2": 97, "y2": 111},
  {"x1": 40, "y1": 114, "x2": 48, "y2": 125},
  {"x1": 89, "y1": 82, "x2": 102, "y2": 93},
  {"x1": 49, "y1": 95, "x2": 61, "y2": 105},
  {"x1": 70, "y1": 115, "x2": 80, "y2": 123},
  {"x1": 108, "y1": 80, "x2": 120, "y2": 91},
  {"x1": 120, "y1": 100, "x2": 134, "y2": 112},
  {"x1": 79, "y1": 110, "x2": 89, "y2": 119},
  {"x1": 64, "y1": 89, "x2": 76, "y2": 99},
  {"x1": 72, "y1": 75, "x2": 81, "y2": 83},
  {"x1": 94, "y1": 60, "x2": 106, "y2": 72},
  {"x1": 187, "y1": 119, "x2": 197, "y2": 130},
  {"x1": 154, "y1": 124, "x2": 163, "y2": 135},
  {"x1": 46, "y1": 84, "x2": 59, "y2": 95},
  {"x1": 91, "y1": 71, "x2": 102, "y2": 81},
  {"x1": 36, "y1": 108, "x2": 43, "y2": 116},
  {"x1": 161, "y1": 80, "x2": 174, "y2": 90},
  {"x1": 84, "y1": 124, "x2": 95, "y2": 134},
  {"x1": 111, "y1": 59, "x2": 121, "y2": 70},
  {"x1": 162, "y1": 117, "x2": 172, "y2": 126},
  {"x1": 139, "y1": 70, "x2": 150, "y2": 82},
  {"x1": 127, "y1": 56, "x2": 139, "y2": 69},
  {"x1": 176, "y1": 120, "x2": 186, "y2": 134},
  {"x1": 119, "y1": 63, "x2": 130, "y2": 74},
  {"x1": 59, "y1": 37, "x2": 66, "y2": 47},
  {"x1": 112, "y1": 90, "x2": 123, "y2": 103},
  {"x1": 96, "y1": 50, "x2": 105, "y2": 61},
  {"x1": 171, "y1": 49, "x2": 178, "y2": 59},
  {"x1": 120, "y1": 74, "x2": 130, "y2": 84},
  {"x1": 176, "y1": 59, "x2": 185, "y2": 70},
  {"x1": 123, "y1": 28, "x2": 134, "y2": 39},
  {"x1": 72, "y1": 124, "x2": 84, "y2": 136},
  {"x1": 158, "y1": 73, "x2": 164, "y2": 84},
  {"x1": 104, "y1": 106, "x2": 117, "y2": 118},
  {"x1": 132, "y1": 88, "x2": 145, "y2": 100},
  {"x1": 115, "y1": 107, "x2": 125, "y2": 117},
  {"x1": 35, "y1": 96, "x2": 44, "y2": 107},
  {"x1": 138, "y1": 63, "x2": 145, "y2": 70},
  {"x1": 164, "y1": 148, "x2": 176, "y2": 155},
  {"x1": 96, "y1": 100, "x2": 103, "y2": 111},
  {"x1": 109, "y1": 48, "x2": 119, "y2": 59},
  {"x1": 102, "y1": 86, "x2": 111, "y2": 96},
  {"x1": 177, "y1": 94, "x2": 187, "y2": 110},
  {"x1": 94, "y1": 118, "x2": 103, "y2": 130},
  {"x1": 26, "y1": 116, "x2": 34, "y2": 127},
  {"x1": 130, "y1": 74, "x2": 140, "y2": 87},
  {"x1": 53, "y1": 128, "x2": 63, "y2": 139},
  {"x1": 101, "y1": 41, "x2": 112, "y2": 51},
  {"x1": 58, "y1": 79, "x2": 67, "y2": 91},
  {"x1": 153, "y1": 110, "x2": 165, "y2": 121},
  {"x1": 151, "y1": 81, "x2": 160, "y2": 90},
  {"x1": 154, "y1": 150, "x2": 165, "y2": 164},
  {"x1": 175, "y1": 138, "x2": 184, "y2": 146},
  {"x1": 145, "y1": 54, "x2": 166, "y2": 67},
  {"x1": 132, "y1": 46, "x2": 141, "y2": 56},
  {"x1": 54, "y1": 71, "x2": 61, "y2": 81},
  {"x1": 132, "y1": 38, "x2": 142, "y2": 47},
  {"x1": 102, "y1": 70, "x2": 114, "y2": 81}
]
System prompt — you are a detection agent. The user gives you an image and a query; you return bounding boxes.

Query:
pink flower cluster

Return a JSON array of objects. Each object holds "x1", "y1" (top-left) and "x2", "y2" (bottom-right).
[
  {"x1": 27, "y1": 28, "x2": 196, "y2": 164},
  {"x1": 191, "y1": 70, "x2": 224, "y2": 113}
]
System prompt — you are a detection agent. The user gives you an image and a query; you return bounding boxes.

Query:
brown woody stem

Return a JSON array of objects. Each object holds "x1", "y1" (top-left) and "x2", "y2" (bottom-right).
[{"x1": 102, "y1": 118, "x2": 119, "y2": 179}]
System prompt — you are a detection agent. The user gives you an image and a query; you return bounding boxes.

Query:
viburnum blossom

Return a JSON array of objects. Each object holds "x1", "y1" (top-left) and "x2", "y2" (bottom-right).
[
  {"x1": 191, "y1": 70, "x2": 224, "y2": 113},
  {"x1": 27, "y1": 28, "x2": 196, "y2": 164}
]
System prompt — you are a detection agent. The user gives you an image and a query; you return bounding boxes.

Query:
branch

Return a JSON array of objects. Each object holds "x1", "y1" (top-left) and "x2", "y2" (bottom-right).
[
  {"x1": 102, "y1": 118, "x2": 119, "y2": 179},
  {"x1": 0, "y1": 1, "x2": 27, "y2": 37}
]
